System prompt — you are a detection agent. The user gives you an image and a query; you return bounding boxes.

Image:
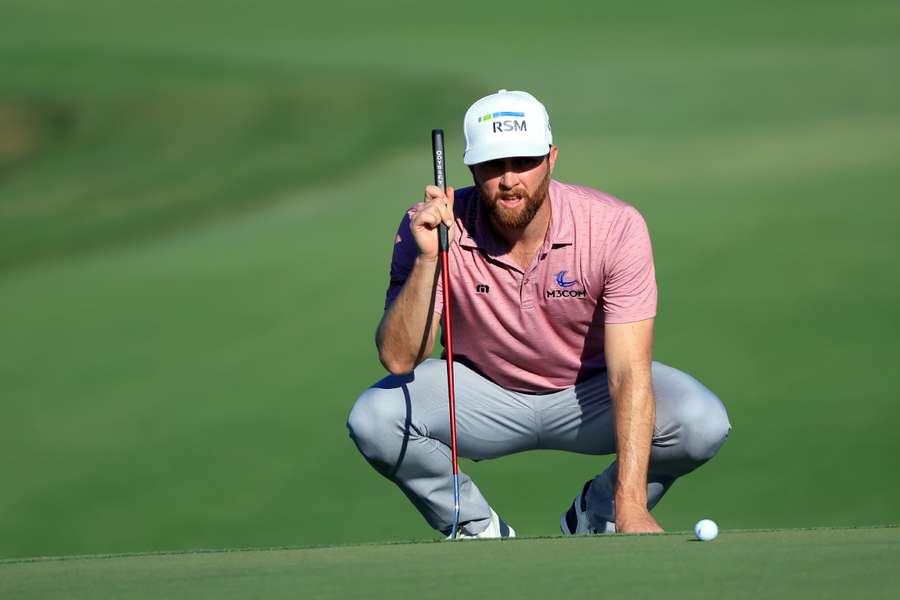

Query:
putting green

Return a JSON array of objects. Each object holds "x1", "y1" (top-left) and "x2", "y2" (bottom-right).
[
  {"x1": 2, "y1": 0, "x2": 900, "y2": 561},
  {"x1": 2, "y1": 528, "x2": 897, "y2": 599}
]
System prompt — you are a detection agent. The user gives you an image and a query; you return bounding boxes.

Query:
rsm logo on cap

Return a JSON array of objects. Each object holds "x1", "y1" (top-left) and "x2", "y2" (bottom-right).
[
  {"x1": 463, "y1": 91, "x2": 551, "y2": 165},
  {"x1": 478, "y1": 111, "x2": 527, "y2": 133}
]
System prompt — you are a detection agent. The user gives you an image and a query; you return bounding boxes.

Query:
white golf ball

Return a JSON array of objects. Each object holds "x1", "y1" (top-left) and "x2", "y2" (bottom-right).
[{"x1": 694, "y1": 519, "x2": 718, "y2": 541}]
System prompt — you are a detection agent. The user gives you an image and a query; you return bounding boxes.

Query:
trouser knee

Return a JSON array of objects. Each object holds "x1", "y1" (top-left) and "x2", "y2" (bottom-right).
[
  {"x1": 653, "y1": 363, "x2": 732, "y2": 469},
  {"x1": 347, "y1": 385, "x2": 409, "y2": 469},
  {"x1": 674, "y1": 387, "x2": 731, "y2": 464}
]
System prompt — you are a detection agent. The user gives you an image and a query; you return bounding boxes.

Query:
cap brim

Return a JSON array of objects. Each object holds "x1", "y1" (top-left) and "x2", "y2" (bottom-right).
[{"x1": 463, "y1": 141, "x2": 550, "y2": 166}]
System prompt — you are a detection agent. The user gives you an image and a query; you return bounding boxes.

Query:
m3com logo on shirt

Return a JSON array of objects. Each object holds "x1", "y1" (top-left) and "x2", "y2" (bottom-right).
[{"x1": 547, "y1": 271, "x2": 586, "y2": 299}]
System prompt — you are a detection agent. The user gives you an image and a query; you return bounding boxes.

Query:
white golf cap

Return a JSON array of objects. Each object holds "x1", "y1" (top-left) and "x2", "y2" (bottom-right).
[{"x1": 463, "y1": 89, "x2": 552, "y2": 166}]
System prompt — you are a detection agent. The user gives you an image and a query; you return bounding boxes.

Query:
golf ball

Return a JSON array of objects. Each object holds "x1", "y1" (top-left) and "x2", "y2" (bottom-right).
[{"x1": 694, "y1": 519, "x2": 718, "y2": 541}]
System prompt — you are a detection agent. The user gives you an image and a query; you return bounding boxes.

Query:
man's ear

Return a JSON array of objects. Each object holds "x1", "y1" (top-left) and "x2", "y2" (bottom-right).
[{"x1": 548, "y1": 145, "x2": 559, "y2": 174}]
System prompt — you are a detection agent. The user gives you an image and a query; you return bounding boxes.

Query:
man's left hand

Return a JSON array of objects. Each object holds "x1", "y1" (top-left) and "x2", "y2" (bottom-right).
[{"x1": 616, "y1": 504, "x2": 664, "y2": 534}]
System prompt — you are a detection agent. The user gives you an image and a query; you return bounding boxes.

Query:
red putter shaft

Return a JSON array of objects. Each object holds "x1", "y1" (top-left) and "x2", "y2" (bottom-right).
[
  {"x1": 441, "y1": 250, "x2": 459, "y2": 476},
  {"x1": 432, "y1": 128, "x2": 461, "y2": 538}
]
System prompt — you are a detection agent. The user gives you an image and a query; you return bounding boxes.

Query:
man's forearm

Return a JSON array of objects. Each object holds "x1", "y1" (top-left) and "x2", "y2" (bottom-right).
[
  {"x1": 376, "y1": 256, "x2": 440, "y2": 374},
  {"x1": 610, "y1": 367, "x2": 655, "y2": 507}
]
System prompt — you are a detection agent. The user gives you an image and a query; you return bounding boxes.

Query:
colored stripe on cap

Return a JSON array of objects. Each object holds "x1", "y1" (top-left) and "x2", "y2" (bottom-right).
[{"x1": 478, "y1": 111, "x2": 525, "y2": 122}]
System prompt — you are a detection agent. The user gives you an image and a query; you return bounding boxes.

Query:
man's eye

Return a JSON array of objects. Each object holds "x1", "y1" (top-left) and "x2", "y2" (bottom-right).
[{"x1": 514, "y1": 157, "x2": 541, "y2": 170}]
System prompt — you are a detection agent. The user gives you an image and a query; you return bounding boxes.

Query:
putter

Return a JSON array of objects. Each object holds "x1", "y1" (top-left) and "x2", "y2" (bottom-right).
[{"x1": 431, "y1": 129, "x2": 461, "y2": 540}]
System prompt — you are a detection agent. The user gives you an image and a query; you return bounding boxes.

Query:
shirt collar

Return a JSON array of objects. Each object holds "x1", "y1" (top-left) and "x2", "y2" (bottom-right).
[{"x1": 545, "y1": 179, "x2": 574, "y2": 246}]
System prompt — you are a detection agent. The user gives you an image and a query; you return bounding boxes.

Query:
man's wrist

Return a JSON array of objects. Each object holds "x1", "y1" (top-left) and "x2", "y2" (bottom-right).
[
  {"x1": 415, "y1": 253, "x2": 439, "y2": 264},
  {"x1": 615, "y1": 488, "x2": 648, "y2": 510}
]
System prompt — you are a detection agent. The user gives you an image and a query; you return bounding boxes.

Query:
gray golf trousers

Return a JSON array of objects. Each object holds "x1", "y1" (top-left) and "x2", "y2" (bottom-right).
[{"x1": 347, "y1": 359, "x2": 731, "y2": 535}]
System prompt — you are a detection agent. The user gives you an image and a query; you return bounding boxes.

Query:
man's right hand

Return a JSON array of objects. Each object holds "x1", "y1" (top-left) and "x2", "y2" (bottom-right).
[
  {"x1": 615, "y1": 503, "x2": 664, "y2": 534},
  {"x1": 410, "y1": 185, "x2": 456, "y2": 260}
]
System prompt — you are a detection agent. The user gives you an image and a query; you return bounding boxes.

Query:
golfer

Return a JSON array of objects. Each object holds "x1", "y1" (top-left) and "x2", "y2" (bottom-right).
[{"x1": 348, "y1": 90, "x2": 731, "y2": 538}]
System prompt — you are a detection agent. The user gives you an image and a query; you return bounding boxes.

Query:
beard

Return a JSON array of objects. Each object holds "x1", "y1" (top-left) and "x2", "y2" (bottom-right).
[{"x1": 480, "y1": 167, "x2": 552, "y2": 232}]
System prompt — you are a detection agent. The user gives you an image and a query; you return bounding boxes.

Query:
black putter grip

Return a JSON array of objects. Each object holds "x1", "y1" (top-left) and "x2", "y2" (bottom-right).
[{"x1": 431, "y1": 129, "x2": 449, "y2": 252}]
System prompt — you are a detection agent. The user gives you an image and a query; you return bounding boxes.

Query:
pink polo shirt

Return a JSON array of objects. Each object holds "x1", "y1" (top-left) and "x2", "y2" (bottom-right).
[{"x1": 385, "y1": 179, "x2": 656, "y2": 393}]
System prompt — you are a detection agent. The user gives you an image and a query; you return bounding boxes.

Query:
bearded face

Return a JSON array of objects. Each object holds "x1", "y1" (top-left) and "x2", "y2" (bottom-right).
[{"x1": 476, "y1": 156, "x2": 552, "y2": 232}]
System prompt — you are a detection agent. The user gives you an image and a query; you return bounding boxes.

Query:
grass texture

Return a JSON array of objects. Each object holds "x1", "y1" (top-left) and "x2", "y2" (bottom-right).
[
  {"x1": 1, "y1": 0, "x2": 899, "y2": 561},
  {"x1": 2, "y1": 528, "x2": 898, "y2": 599}
]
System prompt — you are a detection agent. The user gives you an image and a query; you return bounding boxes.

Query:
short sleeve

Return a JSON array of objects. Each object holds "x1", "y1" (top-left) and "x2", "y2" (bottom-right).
[
  {"x1": 384, "y1": 207, "x2": 444, "y2": 314},
  {"x1": 601, "y1": 206, "x2": 657, "y2": 324}
]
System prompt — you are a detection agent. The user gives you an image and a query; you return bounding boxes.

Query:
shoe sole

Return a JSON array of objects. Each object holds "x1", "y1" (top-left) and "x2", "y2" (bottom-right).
[{"x1": 560, "y1": 481, "x2": 593, "y2": 535}]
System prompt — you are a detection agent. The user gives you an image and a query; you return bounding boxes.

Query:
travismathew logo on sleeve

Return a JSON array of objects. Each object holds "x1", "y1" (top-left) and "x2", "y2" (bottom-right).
[
  {"x1": 547, "y1": 271, "x2": 586, "y2": 299},
  {"x1": 475, "y1": 284, "x2": 490, "y2": 294}
]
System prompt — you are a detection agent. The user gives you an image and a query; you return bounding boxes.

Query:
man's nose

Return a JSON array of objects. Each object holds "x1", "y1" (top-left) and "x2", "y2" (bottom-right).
[{"x1": 498, "y1": 166, "x2": 517, "y2": 188}]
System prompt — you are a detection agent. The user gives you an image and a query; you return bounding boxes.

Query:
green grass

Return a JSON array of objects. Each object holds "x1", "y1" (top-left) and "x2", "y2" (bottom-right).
[
  {"x1": 3, "y1": 528, "x2": 899, "y2": 599},
  {"x1": 1, "y1": 0, "x2": 900, "y2": 565},
  {"x1": 0, "y1": 50, "x2": 473, "y2": 269}
]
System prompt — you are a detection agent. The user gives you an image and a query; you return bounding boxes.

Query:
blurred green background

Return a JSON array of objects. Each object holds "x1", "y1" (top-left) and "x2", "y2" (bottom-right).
[{"x1": 1, "y1": 0, "x2": 898, "y2": 559}]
